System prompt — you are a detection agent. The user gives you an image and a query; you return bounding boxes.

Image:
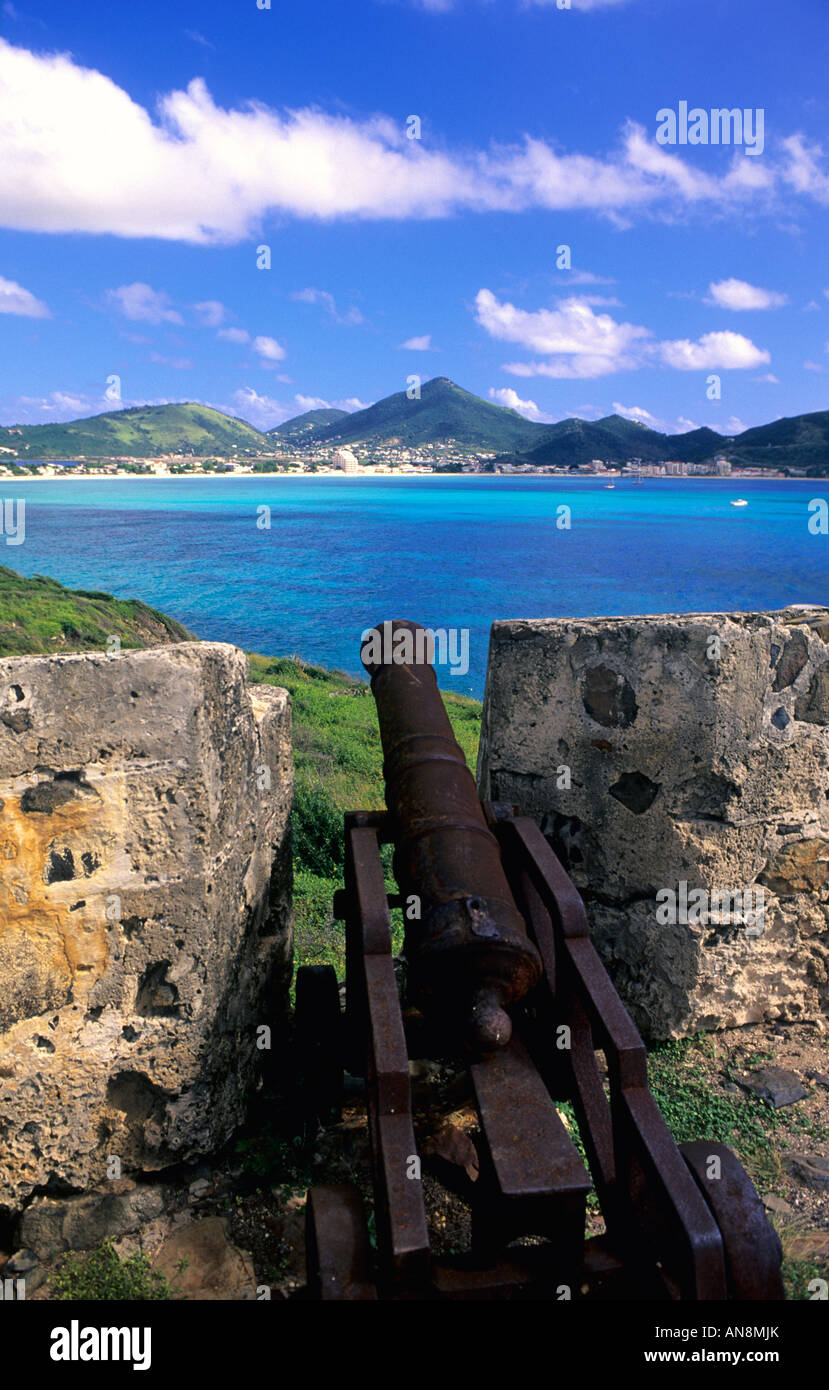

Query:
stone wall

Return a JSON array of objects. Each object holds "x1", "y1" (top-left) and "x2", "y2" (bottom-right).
[
  {"x1": 477, "y1": 607, "x2": 829, "y2": 1040},
  {"x1": 0, "y1": 643, "x2": 292, "y2": 1214}
]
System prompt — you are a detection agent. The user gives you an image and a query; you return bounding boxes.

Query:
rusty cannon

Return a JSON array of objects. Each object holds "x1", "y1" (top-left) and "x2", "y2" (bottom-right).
[{"x1": 297, "y1": 619, "x2": 784, "y2": 1301}]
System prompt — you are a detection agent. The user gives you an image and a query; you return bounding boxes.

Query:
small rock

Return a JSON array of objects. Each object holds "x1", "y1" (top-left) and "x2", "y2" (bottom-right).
[
  {"x1": 97, "y1": 1177, "x2": 136, "y2": 1196},
  {"x1": 722, "y1": 1082, "x2": 741, "y2": 1095},
  {"x1": 783, "y1": 1153, "x2": 829, "y2": 1190},
  {"x1": 409, "y1": 1059, "x2": 441, "y2": 1085},
  {"x1": 762, "y1": 1195, "x2": 794, "y2": 1217},
  {"x1": 786, "y1": 1231, "x2": 829, "y2": 1261},
  {"x1": 188, "y1": 1179, "x2": 211, "y2": 1200},
  {"x1": 154, "y1": 1218, "x2": 257, "y2": 1300},
  {"x1": 5, "y1": 1248, "x2": 45, "y2": 1292},
  {"x1": 807, "y1": 1070, "x2": 829, "y2": 1087},
  {"x1": 738, "y1": 1066, "x2": 808, "y2": 1108},
  {"x1": 421, "y1": 1124, "x2": 480, "y2": 1183},
  {"x1": 7, "y1": 1248, "x2": 38, "y2": 1275}
]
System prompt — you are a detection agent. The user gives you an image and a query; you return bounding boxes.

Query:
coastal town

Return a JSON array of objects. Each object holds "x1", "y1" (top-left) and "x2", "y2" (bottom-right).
[{"x1": 0, "y1": 441, "x2": 796, "y2": 481}]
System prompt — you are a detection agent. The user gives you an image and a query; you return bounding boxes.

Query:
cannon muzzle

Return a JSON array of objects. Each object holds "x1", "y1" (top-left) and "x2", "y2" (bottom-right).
[{"x1": 361, "y1": 620, "x2": 542, "y2": 1053}]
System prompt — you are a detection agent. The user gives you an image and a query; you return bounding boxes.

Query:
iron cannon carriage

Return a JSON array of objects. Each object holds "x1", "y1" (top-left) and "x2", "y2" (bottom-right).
[{"x1": 296, "y1": 620, "x2": 784, "y2": 1302}]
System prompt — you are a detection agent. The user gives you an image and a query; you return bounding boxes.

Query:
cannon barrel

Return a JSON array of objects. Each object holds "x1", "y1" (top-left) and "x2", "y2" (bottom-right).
[{"x1": 361, "y1": 620, "x2": 542, "y2": 1053}]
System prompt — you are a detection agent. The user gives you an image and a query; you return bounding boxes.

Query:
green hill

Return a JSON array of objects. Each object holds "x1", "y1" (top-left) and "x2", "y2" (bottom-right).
[
  {"x1": 510, "y1": 416, "x2": 728, "y2": 469},
  {"x1": 270, "y1": 408, "x2": 350, "y2": 439},
  {"x1": 0, "y1": 568, "x2": 195, "y2": 656},
  {"x1": 724, "y1": 409, "x2": 829, "y2": 472},
  {"x1": 310, "y1": 377, "x2": 548, "y2": 451},
  {"x1": 2, "y1": 388, "x2": 828, "y2": 472},
  {"x1": 1, "y1": 403, "x2": 267, "y2": 460}
]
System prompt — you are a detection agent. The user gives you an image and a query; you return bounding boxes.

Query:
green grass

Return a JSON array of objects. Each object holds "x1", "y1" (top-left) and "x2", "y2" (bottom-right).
[
  {"x1": 647, "y1": 1038, "x2": 782, "y2": 1186},
  {"x1": 52, "y1": 1239, "x2": 175, "y2": 1300},
  {"x1": 0, "y1": 567, "x2": 194, "y2": 656},
  {"x1": 247, "y1": 652, "x2": 481, "y2": 983}
]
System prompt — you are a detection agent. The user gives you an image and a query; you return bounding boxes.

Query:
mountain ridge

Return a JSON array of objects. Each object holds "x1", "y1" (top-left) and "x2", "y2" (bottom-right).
[{"x1": 2, "y1": 381, "x2": 828, "y2": 472}]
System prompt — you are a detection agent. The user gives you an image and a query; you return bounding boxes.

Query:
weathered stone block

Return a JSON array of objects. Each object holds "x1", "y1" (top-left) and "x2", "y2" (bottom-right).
[
  {"x1": 0, "y1": 643, "x2": 292, "y2": 1213},
  {"x1": 478, "y1": 607, "x2": 829, "y2": 1038}
]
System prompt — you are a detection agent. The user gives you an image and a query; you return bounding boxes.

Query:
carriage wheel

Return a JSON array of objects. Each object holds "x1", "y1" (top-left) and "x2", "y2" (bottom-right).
[{"x1": 679, "y1": 1140, "x2": 784, "y2": 1300}]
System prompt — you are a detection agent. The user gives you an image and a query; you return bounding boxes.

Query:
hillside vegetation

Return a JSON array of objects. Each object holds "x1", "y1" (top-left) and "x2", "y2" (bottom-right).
[
  {"x1": 3, "y1": 403, "x2": 266, "y2": 460},
  {"x1": 0, "y1": 567, "x2": 194, "y2": 655},
  {"x1": 306, "y1": 376, "x2": 547, "y2": 452},
  {"x1": 2, "y1": 383, "x2": 829, "y2": 471}
]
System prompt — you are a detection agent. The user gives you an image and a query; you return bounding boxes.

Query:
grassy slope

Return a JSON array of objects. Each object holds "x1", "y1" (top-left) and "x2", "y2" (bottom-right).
[
  {"x1": 311, "y1": 377, "x2": 548, "y2": 451},
  {"x1": 2, "y1": 403, "x2": 267, "y2": 459},
  {"x1": 0, "y1": 567, "x2": 194, "y2": 654},
  {"x1": 247, "y1": 652, "x2": 481, "y2": 980}
]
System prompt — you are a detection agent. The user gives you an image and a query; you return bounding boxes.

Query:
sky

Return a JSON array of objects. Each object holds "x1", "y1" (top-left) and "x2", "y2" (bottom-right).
[{"x1": 0, "y1": 0, "x2": 828, "y2": 436}]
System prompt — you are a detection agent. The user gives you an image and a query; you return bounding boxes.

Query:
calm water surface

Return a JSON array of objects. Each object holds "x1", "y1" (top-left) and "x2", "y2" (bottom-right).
[{"x1": 7, "y1": 475, "x2": 827, "y2": 696}]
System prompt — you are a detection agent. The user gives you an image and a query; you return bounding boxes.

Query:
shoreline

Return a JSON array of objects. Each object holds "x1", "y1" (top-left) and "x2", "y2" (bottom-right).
[{"x1": 0, "y1": 471, "x2": 812, "y2": 484}]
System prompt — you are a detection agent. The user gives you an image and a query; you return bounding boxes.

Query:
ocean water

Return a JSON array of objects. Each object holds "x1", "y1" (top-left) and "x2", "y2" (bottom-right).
[{"x1": 4, "y1": 475, "x2": 827, "y2": 697}]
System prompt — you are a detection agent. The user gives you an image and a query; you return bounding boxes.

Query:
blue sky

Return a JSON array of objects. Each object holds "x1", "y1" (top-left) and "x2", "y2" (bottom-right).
[{"x1": 1, "y1": 0, "x2": 827, "y2": 435}]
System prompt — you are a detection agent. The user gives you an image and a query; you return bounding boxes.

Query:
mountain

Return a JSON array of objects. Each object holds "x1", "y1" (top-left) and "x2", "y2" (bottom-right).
[
  {"x1": 309, "y1": 377, "x2": 549, "y2": 451},
  {"x1": 2, "y1": 403, "x2": 267, "y2": 459},
  {"x1": 1, "y1": 387, "x2": 828, "y2": 472},
  {"x1": 0, "y1": 567, "x2": 194, "y2": 656},
  {"x1": 722, "y1": 409, "x2": 829, "y2": 471},
  {"x1": 269, "y1": 407, "x2": 350, "y2": 439},
  {"x1": 512, "y1": 417, "x2": 728, "y2": 469}
]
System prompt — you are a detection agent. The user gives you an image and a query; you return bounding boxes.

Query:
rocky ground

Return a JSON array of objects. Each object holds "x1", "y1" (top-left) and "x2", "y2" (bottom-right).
[{"x1": 4, "y1": 1016, "x2": 825, "y2": 1302}]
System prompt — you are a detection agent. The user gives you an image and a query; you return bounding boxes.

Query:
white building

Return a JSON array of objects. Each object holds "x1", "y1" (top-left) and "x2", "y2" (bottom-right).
[{"x1": 332, "y1": 448, "x2": 359, "y2": 474}]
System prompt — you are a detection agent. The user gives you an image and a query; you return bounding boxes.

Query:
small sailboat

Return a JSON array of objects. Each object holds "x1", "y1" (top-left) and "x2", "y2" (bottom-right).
[
  {"x1": 730, "y1": 498, "x2": 748, "y2": 507},
  {"x1": 604, "y1": 482, "x2": 615, "y2": 489}
]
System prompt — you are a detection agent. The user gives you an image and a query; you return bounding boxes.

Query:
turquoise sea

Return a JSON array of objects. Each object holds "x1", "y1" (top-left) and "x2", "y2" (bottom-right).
[{"x1": 5, "y1": 475, "x2": 827, "y2": 697}]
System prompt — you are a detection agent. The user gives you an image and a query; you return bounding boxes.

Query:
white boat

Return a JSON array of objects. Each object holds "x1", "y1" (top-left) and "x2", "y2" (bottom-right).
[
  {"x1": 730, "y1": 498, "x2": 748, "y2": 507},
  {"x1": 604, "y1": 483, "x2": 615, "y2": 489}
]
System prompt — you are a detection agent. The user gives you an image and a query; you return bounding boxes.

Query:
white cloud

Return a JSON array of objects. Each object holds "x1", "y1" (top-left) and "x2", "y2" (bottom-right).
[
  {"x1": 193, "y1": 299, "x2": 226, "y2": 326},
  {"x1": 723, "y1": 416, "x2": 749, "y2": 435},
  {"x1": 1, "y1": 40, "x2": 827, "y2": 245},
  {"x1": 107, "y1": 282, "x2": 182, "y2": 325},
  {"x1": 488, "y1": 387, "x2": 553, "y2": 422},
  {"x1": 398, "y1": 334, "x2": 434, "y2": 350},
  {"x1": 527, "y1": 0, "x2": 630, "y2": 8},
  {"x1": 476, "y1": 287, "x2": 770, "y2": 378},
  {"x1": 475, "y1": 288, "x2": 650, "y2": 378},
  {"x1": 409, "y1": 0, "x2": 630, "y2": 9},
  {"x1": 3, "y1": 388, "x2": 185, "y2": 424},
  {"x1": 804, "y1": 360, "x2": 823, "y2": 372},
  {"x1": 754, "y1": 372, "x2": 779, "y2": 383},
  {"x1": 253, "y1": 335, "x2": 286, "y2": 362},
  {"x1": 293, "y1": 393, "x2": 368, "y2": 413},
  {"x1": 611, "y1": 401, "x2": 662, "y2": 428},
  {"x1": 565, "y1": 269, "x2": 615, "y2": 285},
  {"x1": 658, "y1": 331, "x2": 770, "y2": 370},
  {"x1": 780, "y1": 134, "x2": 829, "y2": 205},
  {"x1": 706, "y1": 278, "x2": 787, "y2": 310},
  {"x1": 0, "y1": 274, "x2": 50, "y2": 317},
  {"x1": 230, "y1": 387, "x2": 291, "y2": 429},
  {"x1": 217, "y1": 326, "x2": 251, "y2": 344},
  {"x1": 184, "y1": 29, "x2": 214, "y2": 49},
  {"x1": 229, "y1": 387, "x2": 365, "y2": 430},
  {"x1": 292, "y1": 287, "x2": 364, "y2": 325},
  {"x1": 149, "y1": 351, "x2": 193, "y2": 369}
]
